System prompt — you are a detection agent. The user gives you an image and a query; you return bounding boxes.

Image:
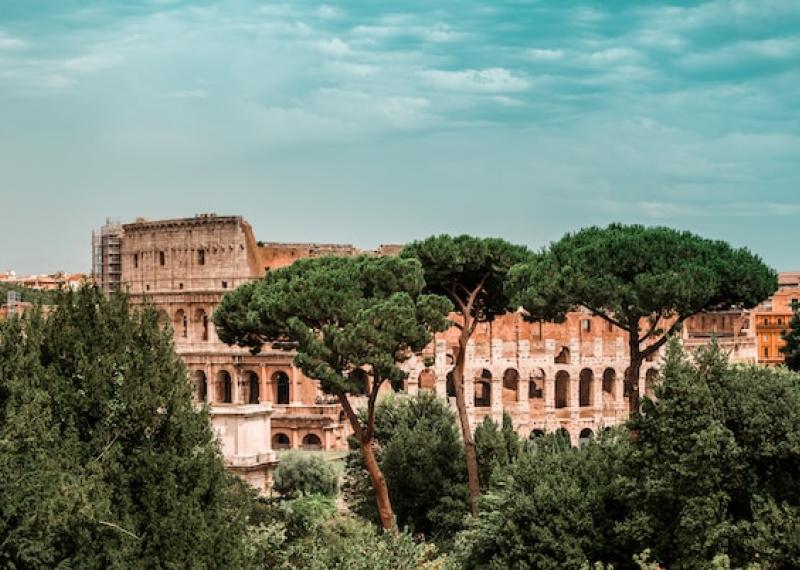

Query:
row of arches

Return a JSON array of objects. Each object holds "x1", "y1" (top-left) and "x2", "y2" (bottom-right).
[
  {"x1": 193, "y1": 370, "x2": 292, "y2": 405},
  {"x1": 172, "y1": 307, "x2": 210, "y2": 341},
  {"x1": 272, "y1": 432, "x2": 323, "y2": 451},
  {"x1": 426, "y1": 366, "x2": 659, "y2": 409},
  {"x1": 530, "y1": 427, "x2": 596, "y2": 447}
]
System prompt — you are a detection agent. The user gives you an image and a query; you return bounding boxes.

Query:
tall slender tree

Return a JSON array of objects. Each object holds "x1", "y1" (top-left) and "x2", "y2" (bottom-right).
[
  {"x1": 509, "y1": 224, "x2": 778, "y2": 413},
  {"x1": 213, "y1": 255, "x2": 452, "y2": 530},
  {"x1": 781, "y1": 310, "x2": 800, "y2": 372},
  {"x1": 401, "y1": 236, "x2": 531, "y2": 513}
]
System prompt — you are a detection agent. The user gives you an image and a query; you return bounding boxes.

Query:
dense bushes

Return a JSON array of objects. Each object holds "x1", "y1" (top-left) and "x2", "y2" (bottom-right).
[{"x1": 272, "y1": 453, "x2": 338, "y2": 498}]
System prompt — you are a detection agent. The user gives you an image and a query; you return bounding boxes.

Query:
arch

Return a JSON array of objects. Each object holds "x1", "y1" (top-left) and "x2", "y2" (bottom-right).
[
  {"x1": 273, "y1": 371, "x2": 290, "y2": 405},
  {"x1": 474, "y1": 369, "x2": 492, "y2": 407},
  {"x1": 530, "y1": 429, "x2": 545, "y2": 439},
  {"x1": 195, "y1": 308, "x2": 209, "y2": 341},
  {"x1": 246, "y1": 371, "x2": 260, "y2": 404},
  {"x1": 446, "y1": 371, "x2": 456, "y2": 398},
  {"x1": 554, "y1": 346, "x2": 570, "y2": 364},
  {"x1": 217, "y1": 370, "x2": 232, "y2": 404},
  {"x1": 579, "y1": 428, "x2": 593, "y2": 447},
  {"x1": 302, "y1": 433, "x2": 322, "y2": 451},
  {"x1": 623, "y1": 367, "x2": 634, "y2": 398},
  {"x1": 645, "y1": 368, "x2": 658, "y2": 398},
  {"x1": 174, "y1": 309, "x2": 188, "y2": 338},
  {"x1": 579, "y1": 369, "x2": 593, "y2": 407},
  {"x1": 555, "y1": 427, "x2": 572, "y2": 446},
  {"x1": 418, "y1": 369, "x2": 436, "y2": 391},
  {"x1": 502, "y1": 368, "x2": 519, "y2": 404},
  {"x1": 273, "y1": 433, "x2": 290, "y2": 450},
  {"x1": 194, "y1": 370, "x2": 207, "y2": 403},
  {"x1": 602, "y1": 368, "x2": 616, "y2": 397},
  {"x1": 555, "y1": 370, "x2": 570, "y2": 409},
  {"x1": 529, "y1": 368, "x2": 545, "y2": 399}
]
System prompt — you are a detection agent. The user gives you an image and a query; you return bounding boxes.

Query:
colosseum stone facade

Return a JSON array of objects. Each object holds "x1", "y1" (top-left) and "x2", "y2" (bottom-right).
[{"x1": 101, "y1": 213, "x2": 760, "y2": 492}]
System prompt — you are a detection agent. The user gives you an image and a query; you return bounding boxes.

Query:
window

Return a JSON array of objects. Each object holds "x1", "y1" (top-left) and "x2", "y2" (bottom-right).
[
  {"x1": 778, "y1": 318, "x2": 783, "y2": 325},
  {"x1": 581, "y1": 319, "x2": 591, "y2": 333},
  {"x1": 178, "y1": 283, "x2": 184, "y2": 290},
  {"x1": 607, "y1": 321, "x2": 614, "y2": 332},
  {"x1": 764, "y1": 318, "x2": 769, "y2": 325},
  {"x1": 222, "y1": 281, "x2": 228, "y2": 289},
  {"x1": 764, "y1": 347, "x2": 769, "y2": 358},
  {"x1": 145, "y1": 284, "x2": 150, "y2": 291},
  {"x1": 198, "y1": 249, "x2": 205, "y2": 265},
  {"x1": 133, "y1": 253, "x2": 138, "y2": 268},
  {"x1": 159, "y1": 251, "x2": 165, "y2": 266},
  {"x1": 763, "y1": 334, "x2": 769, "y2": 342}
]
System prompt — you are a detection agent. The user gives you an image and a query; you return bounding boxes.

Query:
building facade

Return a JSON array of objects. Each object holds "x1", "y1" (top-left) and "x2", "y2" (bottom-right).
[
  {"x1": 98, "y1": 213, "x2": 789, "y2": 491},
  {"x1": 754, "y1": 272, "x2": 800, "y2": 365}
]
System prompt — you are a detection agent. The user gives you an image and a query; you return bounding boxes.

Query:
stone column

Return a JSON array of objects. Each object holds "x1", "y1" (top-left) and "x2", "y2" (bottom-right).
[
  {"x1": 233, "y1": 368, "x2": 242, "y2": 404},
  {"x1": 435, "y1": 370, "x2": 447, "y2": 400},
  {"x1": 570, "y1": 372, "x2": 579, "y2": 420},
  {"x1": 291, "y1": 428, "x2": 299, "y2": 450},
  {"x1": 517, "y1": 375, "x2": 529, "y2": 415},
  {"x1": 290, "y1": 366, "x2": 300, "y2": 406},
  {"x1": 593, "y1": 368, "x2": 604, "y2": 421},
  {"x1": 544, "y1": 374, "x2": 555, "y2": 413},
  {"x1": 260, "y1": 364, "x2": 271, "y2": 403}
]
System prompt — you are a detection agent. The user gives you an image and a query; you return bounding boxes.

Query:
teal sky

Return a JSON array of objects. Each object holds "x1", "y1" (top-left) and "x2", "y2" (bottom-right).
[{"x1": 1, "y1": 0, "x2": 799, "y2": 274}]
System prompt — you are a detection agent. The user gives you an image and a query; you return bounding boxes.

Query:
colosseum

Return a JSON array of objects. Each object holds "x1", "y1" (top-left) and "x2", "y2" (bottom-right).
[{"x1": 92, "y1": 213, "x2": 765, "y2": 492}]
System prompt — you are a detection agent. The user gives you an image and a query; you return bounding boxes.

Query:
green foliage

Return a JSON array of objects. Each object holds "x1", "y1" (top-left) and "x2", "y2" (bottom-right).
[
  {"x1": 456, "y1": 432, "x2": 627, "y2": 569},
  {"x1": 272, "y1": 452, "x2": 338, "y2": 498},
  {"x1": 343, "y1": 392, "x2": 470, "y2": 542},
  {"x1": 244, "y1": 497, "x2": 453, "y2": 570},
  {"x1": 400, "y1": 234, "x2": 531, "y2": 324},
  {"x1": 511, "y1": 224, "x2": 777, "y2": 327},
  {"x1": 0, "y1": 287, "x2": 249, "y2": 568},
  {"x1": 781, "y1": 311, "x2": 800, "y2": 371},
  {"x1": 213, "y1": 254, "x2": 452, "y2": 402},
  {"x1": 623, "y1": 339, "x2": 800, "y2": 568},
  {"x1": 473, "y1": 412, "x2": 521, "y2": 488}
]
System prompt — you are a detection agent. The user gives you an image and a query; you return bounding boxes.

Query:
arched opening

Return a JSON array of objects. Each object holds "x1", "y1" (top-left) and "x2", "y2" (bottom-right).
[
  {"x1": 645, "y1": 368, "x2": 658, "y2": 398},
  {"x1": 349, "y1": 369, "x2": 370, "y2": 395},
  {"x1": 502, "y1": 368, "x2": 519, "y2": 404},
  {"x1": 446, "y1": 371, "x2": 456, "y2": 398},
  {"x1": 602, "y1": 368, "x2": 616, "y2": 397},
  {"x1": 529, "y1": 369, "x2": 544, "y2": 399},
  {"x1": 579, "y1": 369, "x2": 593, "y2": 407},
  {"x1": 623, "y1": 367, "x2": 634, "y2": 398},
  {"x1": 418, "y1": 369, "x2": 436, "y2": 391},
  {"x1": 174, "y1": 309, "x2": 188, "y2": 338},
  {"x1": 302, "y1": 433, "x2": 322, "y2": 451},
  {"x1": 195, "y1": 308, "x2": 209, "y2": 341},
  {"x1": 555, "y1": 427, "x2": 572, "y2": 446},
  {"x1": 579, "y1": 428, "x2": 593, "y2": 447},
  {"x1": 530, "y1": 429, "x2": 545, "y2": 439},
  {"x1": 474, "y1": 369, "x2": 492, "y2": 407},
  {"x1": 217, "y1": 370, "x2": 232, "y2": 404},
  {"x1": 555, "y1": 371, "x2": 570, "y2": 409},
  {"x1": 247, "y1": 371, "x2": 260, "y2": 404},
  {"x1": 195, "y1": 370, "x2": 207, "y2": 403},
  {"x1": 273, "y1": 371, "x2": 290, "y2": 405},
  {"x1": 554, "y1": 346, "x2": 570, "y2": 364},
  {"x1": 273, "y1": 433, "x2": 290, "y2": 450}
]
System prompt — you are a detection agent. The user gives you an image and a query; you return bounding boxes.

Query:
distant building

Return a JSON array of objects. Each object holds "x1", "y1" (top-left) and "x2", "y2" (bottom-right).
[{"x1": 754, "y1": 272, "x2": 800, "y2": 366}]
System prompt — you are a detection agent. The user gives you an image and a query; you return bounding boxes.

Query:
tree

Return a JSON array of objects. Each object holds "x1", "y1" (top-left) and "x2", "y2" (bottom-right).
[
  {"x1": 0, "y1": 287, "x2": 248, "y2": 567},
  {"x1": 213, "y1": 255, "x2": 452, "y2": 530},
  {"x1": 401, "y1": 235, "x2": 531, "y2": 513},
  {"x1": 510, "y1": 224, "x2": 777, "y2": 413},
  {"x1": 272, "y1": 453, "x2": 338, "y2": 498},
  {"x1": 343, "y1": 392, "x2": 470, "y2": 544},
  {"x1": 473, "y1": 412, "x2": 520, "y2": 489},
  {"x1": 781, "y1": 311, "x2": 800, "y2": 371}
]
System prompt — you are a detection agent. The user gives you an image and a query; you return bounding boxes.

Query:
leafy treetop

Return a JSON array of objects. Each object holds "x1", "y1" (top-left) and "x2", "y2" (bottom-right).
[{"x1": 400, "y1": 235, "x2": 531, "y2": 325}]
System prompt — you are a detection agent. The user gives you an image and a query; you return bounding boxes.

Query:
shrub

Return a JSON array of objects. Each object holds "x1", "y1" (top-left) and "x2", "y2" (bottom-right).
[{"x1": 273, "y1": 452, "x2": 338, "y2": 498}]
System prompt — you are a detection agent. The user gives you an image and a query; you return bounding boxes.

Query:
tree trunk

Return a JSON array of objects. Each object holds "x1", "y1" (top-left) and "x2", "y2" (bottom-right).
[
  {"x1": 360, "y1": 438, "x2": 396, "y2": 532},
  {"x1": 453, "y1": 332, "x2": 481, "y2": 515},
  {"x1": 627, "y1": 335, "x2": 643, "y2": 417}
]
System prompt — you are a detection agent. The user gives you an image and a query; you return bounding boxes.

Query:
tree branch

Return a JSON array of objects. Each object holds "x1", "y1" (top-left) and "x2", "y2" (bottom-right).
[
  {"x1": 641, "y1": 313, "x2": 693, "y2": 358},
  {"x1": 581, "y1": 304, "x2": 628, "y2": 331},
  {"x1": 99, "y1": 520, "x2": 141, "y2": 540},
  {"x1": 446, "y1": 285, "x2": 468, "y2": 315},
  {"x1": 337, "y1": 391, "x2": 363, "y2": 442}
]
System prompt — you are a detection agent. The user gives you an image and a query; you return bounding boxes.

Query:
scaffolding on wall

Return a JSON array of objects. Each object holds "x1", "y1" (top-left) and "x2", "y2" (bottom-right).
[{"x1": 92, "y1": 219, "x2": 123, "y2": 294}]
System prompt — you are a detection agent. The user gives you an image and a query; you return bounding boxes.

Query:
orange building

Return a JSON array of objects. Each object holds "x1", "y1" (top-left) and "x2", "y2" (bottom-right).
[{"x1": 755, "y1": 272, "x2": 800, "y2": 366}]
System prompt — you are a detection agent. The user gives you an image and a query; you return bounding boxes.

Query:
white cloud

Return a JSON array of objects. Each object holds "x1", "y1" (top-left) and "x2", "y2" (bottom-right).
[
  {"x1": 525, "y1": 48, "x2": 565, "y2": 61},
  {"x1": 420, "y1": 67, "x2": 531, "y2": 93},
  {"x1": 0, "y1": 32, "x2": 27, "y2": 50},
  {"x1": 163, "y1": 88, "x2": 207, "y2": 99},
  {"x1": 316, "y1": 37, "x2": 351, "y2": 56}
]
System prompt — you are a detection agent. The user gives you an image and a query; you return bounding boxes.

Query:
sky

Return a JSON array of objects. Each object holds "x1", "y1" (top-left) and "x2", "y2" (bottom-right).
[{"x1": 1, "y1": 0, "x2": 799, "y2": 274}]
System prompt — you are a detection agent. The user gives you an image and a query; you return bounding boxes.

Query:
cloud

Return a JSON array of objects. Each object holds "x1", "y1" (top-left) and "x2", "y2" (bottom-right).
[
  {"x1": 163, "y1": 88, "x2": 207, "y2": 99},
  {"x1": 419, "y1": 67, "x2": 531, "y2": 93},
  {"x1": 0, "y1": 32, "x2": 27, "y2": 50},
  {"x1": 525, "y1": 48, "x2": 565, "y2": 61},
  {"x1": 316, "y1": 37, "x2": 351, "y2": 56}
]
